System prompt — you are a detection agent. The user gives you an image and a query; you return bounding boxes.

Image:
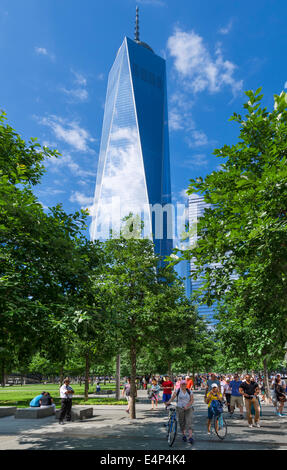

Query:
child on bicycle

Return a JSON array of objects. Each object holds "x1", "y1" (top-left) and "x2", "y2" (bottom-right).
[{"x1": 206, "y1": 383, "x2": 223, "y2": 434}]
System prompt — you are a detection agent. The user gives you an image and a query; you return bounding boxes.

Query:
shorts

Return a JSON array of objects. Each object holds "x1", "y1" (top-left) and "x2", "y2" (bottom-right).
[
  {"x1": 230, "y1": 395, "x2": 243, "y2": 408},
  {"x1": 151, "y1": 393, "x2": 159, "y2": 402},
  {"x1": 208, "y1": 406, "x2": 215, "y2": 420},
  {"x1": 162, "y1": 393, "x2": 171, "y2": 403},
  {"x1": 177, "y1": 407, "x2": 193, "y2": 431}
]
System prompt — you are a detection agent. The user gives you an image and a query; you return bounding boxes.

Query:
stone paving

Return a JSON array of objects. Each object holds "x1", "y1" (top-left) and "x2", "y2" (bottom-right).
[{"x1": 0, "y1": 390, "x2": 286, "y2": 450}]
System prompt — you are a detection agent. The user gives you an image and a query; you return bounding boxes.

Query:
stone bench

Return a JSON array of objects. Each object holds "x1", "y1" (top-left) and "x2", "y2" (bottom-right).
[
  {"x1": 15, "y1": 407, "x2": 55, "y2": 419},
  {"x1": 55, "y1": 406, "x2": 93, "y2": 421},
  {"x1": 92, "y1": 390, "x2": 114, "y2": 395},
  {"x1": 0, "y1": 407, "x2": 17, "y2": 417}
]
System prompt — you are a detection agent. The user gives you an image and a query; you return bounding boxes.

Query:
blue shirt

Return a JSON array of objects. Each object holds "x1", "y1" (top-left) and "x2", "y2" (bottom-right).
[
  {"x1": 229, "y1": 380, "x2": 242, "y2": 397},
  {"x1": 29, "y1": 394, "x2": 44, "y2": 407}
]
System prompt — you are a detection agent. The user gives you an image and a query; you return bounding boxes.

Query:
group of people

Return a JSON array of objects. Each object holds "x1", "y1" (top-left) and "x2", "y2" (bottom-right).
[
  {"x1": 29, "y1": 377, "x2": 75, "y2": 424},
  {"x1": 122, "y1": 371, "x2": 286, "y2": 444}
]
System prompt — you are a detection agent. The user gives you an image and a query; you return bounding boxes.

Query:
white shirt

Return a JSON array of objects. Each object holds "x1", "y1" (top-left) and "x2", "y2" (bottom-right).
[
  {"x1": 224, "y1": 383, "x2": 231, "y2": 394},
  {"x1": 177, "y1": 389, "x2": 193, "y2": 409},
  {"x1": 60, "y1": 384, "x2": 74, "y2": 399}
]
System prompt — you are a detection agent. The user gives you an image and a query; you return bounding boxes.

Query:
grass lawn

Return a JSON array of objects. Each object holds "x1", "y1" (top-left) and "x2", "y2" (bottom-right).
[{"x1": 0, "y1": 384, "x2": 126, "y2": 407}]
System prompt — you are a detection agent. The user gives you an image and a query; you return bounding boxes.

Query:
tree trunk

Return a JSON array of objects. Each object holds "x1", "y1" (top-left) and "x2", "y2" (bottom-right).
[
  {"x1": 115, "y1": 354, "x2": 121, "y2": 401},
  {"x1": 167, "y1": 360, "x2": 172, "y2": 378},
  {"x1": 85, "y1": 352, "x2": 90, "y2": 401},
  {"x1": 192, "y1": 365, "x2": 195, "y2": 390},
  {"x1": 59, "y1": 365, "x2": 64, "y2": 386},
  {"x1": 263, "y1": 357, "x2": 271, "y2": 401},
  {"x1": 1, "y1": 362, "x2": 5, "y2": 387},
  {"x1": 130, "y1": 339, "x2": 137, "y2": 419}
]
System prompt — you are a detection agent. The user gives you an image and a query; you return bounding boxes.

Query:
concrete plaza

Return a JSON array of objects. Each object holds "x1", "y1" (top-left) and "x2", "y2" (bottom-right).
[{"x1": 0, "y1": 390, "x2": 286, "y2": 450}]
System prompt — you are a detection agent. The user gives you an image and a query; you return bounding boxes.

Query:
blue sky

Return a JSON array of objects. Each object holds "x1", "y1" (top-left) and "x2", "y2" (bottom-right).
[{"x1": 1, "y1": 0, "x2": 287, "y2": 237}]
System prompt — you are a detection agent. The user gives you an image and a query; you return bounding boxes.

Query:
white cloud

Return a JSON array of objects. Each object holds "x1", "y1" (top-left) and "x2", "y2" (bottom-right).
[
  {"x1": 180, "y1": 188, "x2": 189, "y2": 200},
  {"x1": 167, "y1": 28, "x2": 243, "y2": 96},
  {"x1": 60, "y1": 70, "x2": 89, "y2": 102},
  {"x1": 168, "y1": 92, "x2": 195, "y2": 132},
  {"x1": 218, "y1": 20, "x2": 233, "y2": 35},
  {"x1": 70, "y1": 191, "x2": 94, "y2": 207},
  {"x1": 46, "y1": 152, "x2": 96, "y2": 178},
  {"x1": 34, "y1": 47, "x2": 55, "y2": 61},
  {"x1": 39, "y1": 115, "x2": 95, "y2": 152},
  {"x1": 71, "y1": 70, "x2": 87, "y2": 86},
  {"x1": 180, "y1": 154, "x2": 209, "y2": 167},
  {"x1": 187, "y1": 130, "x2": 209, "y2": 148},
  {"x1": 60, "y1": 87, "x2": 89, "y2": 102},
  {"x1": 284, "y1": 81, "x2": 287, "y2": 89},
  {"x1": 169, "y1": 109, "x2": 184, "y2": 131}
]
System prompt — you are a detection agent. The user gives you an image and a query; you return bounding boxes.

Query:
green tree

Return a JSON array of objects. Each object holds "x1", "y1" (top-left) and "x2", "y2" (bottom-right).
[{"x1": 169, "y1": 89, "x2": 287, "y2": 385}]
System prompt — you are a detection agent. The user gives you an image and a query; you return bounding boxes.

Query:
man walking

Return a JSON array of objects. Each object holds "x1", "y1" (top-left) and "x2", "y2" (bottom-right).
[
  {"x1": 205, "y1": 373, "x2": 220, "y2": 400},
  {"x1": 59, "y1": 377, "x2": 74, "y2": 424},
  {"x1": 229, "y1": 374, "x2": 244, "y2": 419},
  {"x1": 239, "y1": 374, "x2": 260, "y2": 428}
]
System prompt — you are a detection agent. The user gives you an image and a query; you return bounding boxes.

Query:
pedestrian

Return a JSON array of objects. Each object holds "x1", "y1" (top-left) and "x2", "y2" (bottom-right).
[
  {"x1": 239, "y1": 374, "x2": 260, "y2": 428},
  {"x1": 223, "y1": 378, "x2": 232, "y2": 413},
  {"x1": 150, "y1": 378, "x2": 161, "y2": 410},
  {"x1": 186, "y1": 376, "x2": 194, "y2": 391},
  {"x1": 274, "y1": 377, "x2": 286, "y2": 417},
  {"x1": 174, "y1": 377, "x2": 182, "y2": 392},
  {"x1": 205, "y1": 373, "x2": 220, "y2": 402},
  {"x1": 39, "y1": 392, "x2": 56, "y2": 413},
  {"x1": 205, "y1": 383, "x2": 223, "y2": 435},
  {"x1": 229, "y1": 374, "x2": 244, "y2": 419},
  {"x1": 122, "y1": 377, "x2": 131, "y2": 414},
  {"x1": 29, "y1": 391, "x2": 46, "y2": 408},
  {"x1": 166, "y1": 380, "x2": 194, "y2": 444},
  {"x1": 59, "y1": 378, "x2": 74, "y2": 425},
  {"x1": 161, "y1": 375, "x2": 174, "y2": 405},
  {"x1": 271, "y1": 374, "x2": 286, "y2": 414}
]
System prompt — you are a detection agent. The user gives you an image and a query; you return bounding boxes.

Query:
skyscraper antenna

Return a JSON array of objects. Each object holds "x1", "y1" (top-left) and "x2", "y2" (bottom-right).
[{"x1": 135, "y1": 6, "x2": 140, "y2": 42}]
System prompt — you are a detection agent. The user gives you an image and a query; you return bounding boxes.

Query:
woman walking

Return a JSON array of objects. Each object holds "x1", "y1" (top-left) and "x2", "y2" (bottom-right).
[{"x1": 166, "y1": 380, "x2": 194, "y2": 444}]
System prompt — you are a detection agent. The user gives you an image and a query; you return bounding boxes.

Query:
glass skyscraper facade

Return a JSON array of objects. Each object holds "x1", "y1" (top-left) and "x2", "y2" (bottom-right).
[
  {"x1": 188, "y1": 195, "x2": 216, "y2": 325},
  {"x1": 91, "y1": 34, "x2": 173, "y2": 261}
]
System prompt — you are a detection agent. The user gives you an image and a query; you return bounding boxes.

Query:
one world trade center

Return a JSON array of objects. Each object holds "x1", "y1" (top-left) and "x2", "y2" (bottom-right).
[{"x1": 91, "y1": 8, "x2": 173, "y2": 261}]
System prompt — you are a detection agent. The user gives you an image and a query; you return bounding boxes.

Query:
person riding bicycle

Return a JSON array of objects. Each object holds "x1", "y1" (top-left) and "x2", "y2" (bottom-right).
[
  {"x1": 206, "y1": 383, "x2": 223, "y2": 435},
  {"x1": 166, "y1": 380, "x2": 194, "y2": 444}
]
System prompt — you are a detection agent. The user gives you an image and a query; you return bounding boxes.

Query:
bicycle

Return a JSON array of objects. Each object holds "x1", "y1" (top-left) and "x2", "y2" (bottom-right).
[
  {"x1": 166, "y1": 405, "x2": 177, "y2": 447},
  {"x1": 213, "y1": 407, "x2": 227, "y2": 440}
]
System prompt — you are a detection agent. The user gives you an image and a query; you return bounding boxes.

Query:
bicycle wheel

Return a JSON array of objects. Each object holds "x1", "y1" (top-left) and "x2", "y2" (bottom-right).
[
  {"x1": 167, "y1": 416, "x2": 177, "y2": 447},
  {"x1": 214, "y1": 413, "x2": 227, "y2": 440}
]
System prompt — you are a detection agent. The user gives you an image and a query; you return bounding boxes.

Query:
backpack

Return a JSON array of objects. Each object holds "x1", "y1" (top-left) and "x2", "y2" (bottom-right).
[{"x1": 211, "y1": 399, "x2": 223, "y2": 415}]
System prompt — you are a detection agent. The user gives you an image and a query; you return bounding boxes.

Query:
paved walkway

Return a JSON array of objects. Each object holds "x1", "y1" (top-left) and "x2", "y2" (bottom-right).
[{"x1": 0, "y1": 390, "x2": 286, "y2": 450}]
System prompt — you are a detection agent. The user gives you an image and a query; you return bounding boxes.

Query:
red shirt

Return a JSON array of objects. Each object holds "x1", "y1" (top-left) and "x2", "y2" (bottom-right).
[
  {"x1": 186, "y1": 379, "x2": 193, "y2": 390},
  {"x1": 162, "y1": 380, "x2": 173, "y2": 394}
]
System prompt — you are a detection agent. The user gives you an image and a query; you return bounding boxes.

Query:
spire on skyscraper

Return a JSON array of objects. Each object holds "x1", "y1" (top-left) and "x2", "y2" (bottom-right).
[
  {"x1": 133, "y1": 5, "x2": 154, "y2": 53},
  {"x1": 135, "y1": 6, "x2": 140, "y2": 42}
]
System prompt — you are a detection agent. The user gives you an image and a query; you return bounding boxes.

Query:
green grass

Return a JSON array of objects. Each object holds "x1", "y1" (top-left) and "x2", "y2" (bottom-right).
[{"x1": 0, "y1": 383, "x2": 126, "y2": 408}]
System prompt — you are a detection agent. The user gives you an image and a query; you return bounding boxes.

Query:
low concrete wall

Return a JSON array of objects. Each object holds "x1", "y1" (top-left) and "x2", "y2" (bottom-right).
[
  {"x1": 15, "y1": 407, "x2": 55, "y2": 419},
  {"x1": 0, "y1": 407, "x2": 17, "y2": 417},
  {"x1": 55, "y1": 406, "x2": 93, "y2": 421}
]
